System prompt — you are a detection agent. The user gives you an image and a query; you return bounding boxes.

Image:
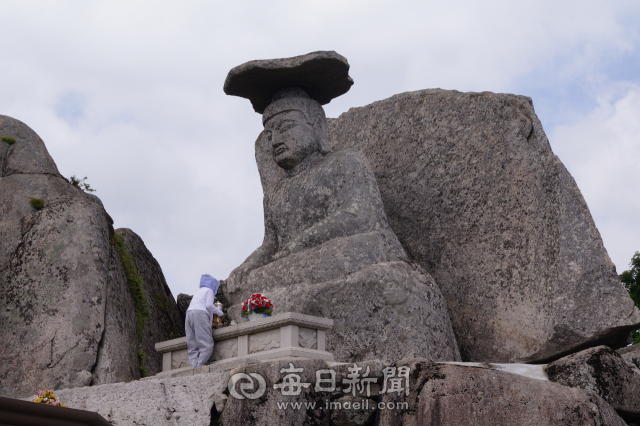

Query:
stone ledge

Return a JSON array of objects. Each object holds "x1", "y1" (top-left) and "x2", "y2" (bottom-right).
[
  {"x1": 153, "y1": 312, "x2": 335, "y2": 375},
  {"x1": 155, "y1": 312, "x2": 334, "y2": 353},
  {"x1": 149, "y1": 349, "x2": 336, "y2": 380}
]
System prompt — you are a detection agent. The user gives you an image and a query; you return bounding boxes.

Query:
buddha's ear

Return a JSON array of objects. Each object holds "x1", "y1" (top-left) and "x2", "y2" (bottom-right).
[{"x1": 307, "y1": 99, "x2": 330, "y2": 154}]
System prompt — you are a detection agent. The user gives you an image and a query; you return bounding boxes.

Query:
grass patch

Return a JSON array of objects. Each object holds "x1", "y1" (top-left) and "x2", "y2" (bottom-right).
[
  {"x1": 137, "y1": 349, "x2": 149, "y2": 377},
  {"x1": 30, "y1": 198, "x2": 44, "y2": 209},
  {"x1": 1, "y1": 136, "x2": 15, "y2": 145},
  {"x1": 114, "y1": 232, "x2": 148, "y2": 343},
  {"x1": 70, "y1": 175, "x2": 96, "y2": 193}
]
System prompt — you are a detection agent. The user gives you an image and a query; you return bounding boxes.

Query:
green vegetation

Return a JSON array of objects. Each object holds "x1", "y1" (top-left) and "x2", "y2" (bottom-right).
[
  {"x1": 114, "y1": 232, "x2": 150, "y2": 377},
  {"x1": 114, "y1": 232, "x2": 148, "y2": 341},
  {"x1": 1, "y1": 136, "x2": 16, "y2": 145},
  {"x1": 620, "y1": 251, "x2": 640, "y2": 345},
  {"x1": 70, "y1": 175, "x2": 96, "y2": 193},
  {"x1": 29, "y1": 198, "x2": 44, "y2": 209},
  {"x1": 137, "y1": 349, "x2": 149, "y2": 377}
]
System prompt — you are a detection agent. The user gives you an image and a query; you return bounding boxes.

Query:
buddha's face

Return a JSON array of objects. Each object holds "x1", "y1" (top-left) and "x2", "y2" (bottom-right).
[{"x1": 264, "y1": 110, "x2": 318, "y2": 170}]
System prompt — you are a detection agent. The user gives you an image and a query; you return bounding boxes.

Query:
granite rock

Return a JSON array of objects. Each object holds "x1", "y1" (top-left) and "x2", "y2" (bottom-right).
[
  {"x1": 326, "y1": 88, "x2": 640, "y2": 363},
  {"x1": 618, "y1": 344, "x2": 640, "y2": 370},
  {"x1": 90, "y1": 235, "x2": 140, "y2": 387},
  {"x1": 379, "y1": 359, "x2": 626, "y2": 426},
  {"x1": 545, "y1": 345, "x2": 640, "y2": 421},
  {"x1": 224, "y1": 51, "x2": 354, "y2": 113},
  {"x1": 176, "y1": 293, "x2": 193, "y2": 324},
  {"x1": 0, "y1": 115, "x2": 181, "y2": 397},
  {"x1": 0, "y1": 114, "x2": 60, "y2": 176},
  {"x1": 25, "y1": 356, "x2": 630, "y2": 426},
  {"x1": 218, "y1": 358, "x2": 332, "y2": 426},
  {"x1": 330, "y1": 395, "x2": 377, "y2": 426},
  {"x1": 54, "y1": 370, "x2": 229, "y2": 425},
  {"x1": 0, "y1": 175, "x2": 139, "y2": 397},
  {"x1": 114, "y1": 228, "x2": 185, "y2": 376},
  {"x1": 218, "y1": 357, "x2": 626, "y2": 426}
]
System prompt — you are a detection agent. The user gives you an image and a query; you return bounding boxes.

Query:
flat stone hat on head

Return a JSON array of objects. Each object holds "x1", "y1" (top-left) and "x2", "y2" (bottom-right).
[{"x1": 223, "y1": 50, "x2": 354, "y2": 114}]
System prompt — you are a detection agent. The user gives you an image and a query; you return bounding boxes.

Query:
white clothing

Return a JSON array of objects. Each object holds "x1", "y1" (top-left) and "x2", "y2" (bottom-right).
[
  {"x1": 185, "y1": 310, "x2": 214, "y2": 368},
  {"x1": 187, "y1": 287, "x2": 223, "y2": 323}
]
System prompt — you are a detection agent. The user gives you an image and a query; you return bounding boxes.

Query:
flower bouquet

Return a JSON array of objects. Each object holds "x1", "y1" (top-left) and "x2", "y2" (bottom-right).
[
  {"x1": 241, "y1": 293, "x2": 273, "y2": 321},
  {"x1": 32, "y1": 388, "x2": 66, "y2": 407}
]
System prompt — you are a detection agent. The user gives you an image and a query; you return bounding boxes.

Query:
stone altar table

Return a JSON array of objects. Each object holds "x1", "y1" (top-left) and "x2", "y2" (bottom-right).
[{"x1": 154, "y1": 312, "x2": 334, "y2": 377}]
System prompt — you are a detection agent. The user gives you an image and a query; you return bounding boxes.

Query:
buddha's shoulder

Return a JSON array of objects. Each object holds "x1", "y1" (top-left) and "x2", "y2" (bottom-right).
[{"x1": 321, "y1": 148, "x2": 370, "y2": 169}]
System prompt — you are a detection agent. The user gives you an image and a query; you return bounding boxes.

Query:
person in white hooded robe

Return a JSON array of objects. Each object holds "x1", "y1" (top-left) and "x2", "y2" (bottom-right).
[{"x1": 185, "y1": 274, "x2": 224, "y2": 368}]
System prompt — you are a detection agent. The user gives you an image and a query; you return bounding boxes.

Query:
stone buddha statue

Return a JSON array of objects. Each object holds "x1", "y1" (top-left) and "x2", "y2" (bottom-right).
[{"x1": 222, "y1": 51, "x2": 460, "y2": 363}]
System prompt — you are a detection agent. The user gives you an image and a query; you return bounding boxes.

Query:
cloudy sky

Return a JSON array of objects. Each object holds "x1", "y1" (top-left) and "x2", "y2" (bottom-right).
[{"x1": 1, "y1": 1, "x2": 638, "y2": 297}]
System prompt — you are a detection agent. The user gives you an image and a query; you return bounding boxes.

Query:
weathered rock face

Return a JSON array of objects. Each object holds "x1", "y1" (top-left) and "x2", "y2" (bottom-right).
[
  {"x1": 545, "y1": 345, "x2": 640, "y2": 421},
  {"x1": 378, "y1": 359, "x2": 625, "y2": 426},
  {"x1": 176, "y1": 293, "x2": 192, "y2": 324},
  {"x1": 217, "y1": 357, "x2": 626, "y2": 426},
  {"x1": 114, "y1": 228, "x2": 184, "y2": 376},
  {"x1": 219, "y1": 358, "x2": 331, "y2": 425},
  {"x1": 0, "y1": 115, "x2": 182, "y2": 397},
  {"x1": 89, "y1": 235, "x2": 140, "y2": 387},
  {"x1": 54, "y1": 370, "x2": 228, "y2": 425},
  {"x1": 0, "y1": 116, "x2": 139, "y2": 398},
  {"x1": 28, "y1": 356, "x2": 631, "y2": 426},
  {"x1": 0, "y1": 115, "x2": 59, "y2": 176},
  {"x1": 619, "y1": 344, "x2": 640, "y2": 370},
  {"x1": 326, "y1": 89, "x2": 640, "y2": 363}
]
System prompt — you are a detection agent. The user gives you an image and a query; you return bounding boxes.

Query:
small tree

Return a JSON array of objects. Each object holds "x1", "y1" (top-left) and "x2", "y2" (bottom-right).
[
  {"x1": 620, "y1": 251, "x2": 640, "y2": 344},
  {"x1": 69, "y1": 175, "x2": 96, "y2": 193}
]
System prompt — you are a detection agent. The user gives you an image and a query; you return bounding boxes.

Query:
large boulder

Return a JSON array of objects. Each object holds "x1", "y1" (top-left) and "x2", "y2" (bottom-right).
[
  {"x1": 218, "y1": 358, "x2": 331, "y2": 426},
  {"x1": 114, "y1": 228, "x2": 185, "y2": 376},
  {"x1": 218, "y1": 357, "x2": 626, "y2": 426},
  {"x1": 54, "y1": 369, "x2": 228, "y2": 425},
  {"x1": 545, "y1": 345, "x2": 640, "y2": 421},
  {"x1": 24, "y1": 356, "x2": 629, "y2": 426},
  {"x1": 326, "y1": 89, "x2": 640, "y2": 362},
  {"x1": 378, "y1": 359, "x2": 625, "y2": 426},
  {"x1": 0, "y1": 116, "x2": 138, "y2": 397},
  {"x1": 619, "y1": 344, "x2": 640, "y2": 370},
  {"x1": 176, "y1": 293, "x2": 193, "y2": 324},
  {"x1": 0, "y1": 115, "x2": 182, "y2": 397}
]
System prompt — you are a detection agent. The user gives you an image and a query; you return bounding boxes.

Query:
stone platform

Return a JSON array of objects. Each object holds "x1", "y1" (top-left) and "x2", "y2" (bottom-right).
[{"x1": 153, "y1": 312, "x2": 334, "y2": 378}]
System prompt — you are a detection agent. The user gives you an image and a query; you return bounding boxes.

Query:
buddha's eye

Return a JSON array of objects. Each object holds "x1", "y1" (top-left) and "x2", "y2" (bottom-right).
[{"x1": 281, "y1": 124, "x2": 295, "y2": 132}]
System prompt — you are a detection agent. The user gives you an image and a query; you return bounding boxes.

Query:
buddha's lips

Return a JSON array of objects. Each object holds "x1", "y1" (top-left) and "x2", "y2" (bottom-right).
[{"x1": 274, "y1": 146, "x2": 287, "y2": 155}]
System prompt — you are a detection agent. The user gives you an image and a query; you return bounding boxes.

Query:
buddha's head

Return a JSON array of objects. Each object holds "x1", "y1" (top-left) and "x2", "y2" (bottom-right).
[{"x1": 262, "y1": 87, "x2": 330, "y2": 170}]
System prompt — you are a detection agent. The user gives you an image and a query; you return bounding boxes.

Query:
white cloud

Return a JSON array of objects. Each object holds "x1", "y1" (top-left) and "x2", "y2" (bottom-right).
[{"x1": 0, "y1": 0, "x2": 638, "y2": 295}]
